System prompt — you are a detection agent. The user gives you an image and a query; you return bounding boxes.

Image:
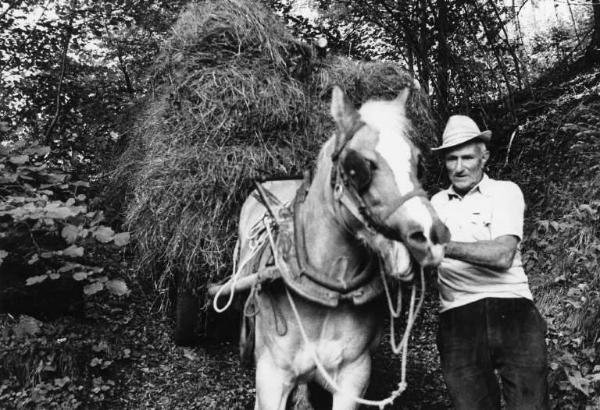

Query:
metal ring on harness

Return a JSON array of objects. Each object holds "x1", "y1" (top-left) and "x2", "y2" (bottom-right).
[{"x1": 243, "y1": 284, "x2": 260, "y2": 317}]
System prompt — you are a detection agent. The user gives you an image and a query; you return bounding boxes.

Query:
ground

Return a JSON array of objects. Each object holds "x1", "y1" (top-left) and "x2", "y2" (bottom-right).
[{"x1": 0, "y1": 273, "x2": 452, "y2": 409}]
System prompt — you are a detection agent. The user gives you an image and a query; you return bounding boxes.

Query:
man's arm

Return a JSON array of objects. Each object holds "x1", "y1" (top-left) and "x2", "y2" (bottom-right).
[{"x1": 444, "y1": 235, "x2": 519, "y2": 270}]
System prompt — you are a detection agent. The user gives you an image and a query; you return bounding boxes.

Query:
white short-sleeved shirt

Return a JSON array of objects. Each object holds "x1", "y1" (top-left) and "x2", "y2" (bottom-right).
[{"x1": 431, "y1": 174, "x2": 533, "y2": 312}]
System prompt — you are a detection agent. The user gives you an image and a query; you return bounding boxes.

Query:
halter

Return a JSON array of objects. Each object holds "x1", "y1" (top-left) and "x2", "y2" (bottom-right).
[{"x1": 330, "y1": 126, "x2": 427, "y2": 240}]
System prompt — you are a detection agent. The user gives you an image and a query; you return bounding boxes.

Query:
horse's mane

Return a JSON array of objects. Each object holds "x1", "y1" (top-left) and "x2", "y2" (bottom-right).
[
  {"x1": 358, "y1": 98, "x2": 413, "y2": 144},
  {"x1": 312, "y1": 97, "x2": 416, "y2": 179}
]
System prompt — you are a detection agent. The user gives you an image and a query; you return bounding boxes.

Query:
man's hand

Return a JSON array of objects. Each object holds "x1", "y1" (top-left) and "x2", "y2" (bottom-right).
[{"x1": 444, "y1": 235, "x2": 519, "y2": 270}]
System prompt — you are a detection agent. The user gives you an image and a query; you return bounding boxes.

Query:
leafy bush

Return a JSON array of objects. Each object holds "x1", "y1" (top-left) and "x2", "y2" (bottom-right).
[
  {"x1": 494, "y1": 71, "x2": 600, "y2": 405},
  {"x1": 0, "y1": 142, "x2": 130, "y2": 318}
]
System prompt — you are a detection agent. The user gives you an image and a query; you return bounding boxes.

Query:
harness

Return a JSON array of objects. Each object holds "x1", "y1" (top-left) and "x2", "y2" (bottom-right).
[
  {"x1": 278, "y1": 177, "x2": 385, "y2": 306},
  {"x1": 214, "y1": 175, "x2": 384, "y2": 308}
]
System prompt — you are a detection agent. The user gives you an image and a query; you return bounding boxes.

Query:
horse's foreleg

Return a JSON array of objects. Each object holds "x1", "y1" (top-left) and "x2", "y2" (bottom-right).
[
  {"x1": 255, "y1": 352, "x2": 295, "y2": 410},
  {"x1": 330, "y1": 353, "x2": 371, "y2": 410}
]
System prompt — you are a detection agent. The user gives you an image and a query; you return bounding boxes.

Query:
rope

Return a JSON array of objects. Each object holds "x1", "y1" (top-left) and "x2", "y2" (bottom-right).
[
  {"x1": 388, "y1": 267, "x2": 426, "y2": 363},
  {"x1": 284, "y1": 286, "x2": 405, "y2": 409},
  {"x1": 212, "y1": 216, "x2": 272, "y2": 313},
  {"x1": 380, "y1": 266, "x2": 402, "y2": 318}
]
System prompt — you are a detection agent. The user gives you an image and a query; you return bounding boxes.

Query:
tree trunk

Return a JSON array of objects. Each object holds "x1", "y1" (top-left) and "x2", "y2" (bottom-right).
[
  {"x1": 44, "y1": 0, "x2": 77, "y2": 145},
  {"x1": 584, "y1": 0, "x2": 600, "y2": 64},
  {"x1": 417, "y1": 0, "x2": 430, "y2": 91},
  {"x1": 437, "y1": 0, "x2": 450, "y2": 117}
]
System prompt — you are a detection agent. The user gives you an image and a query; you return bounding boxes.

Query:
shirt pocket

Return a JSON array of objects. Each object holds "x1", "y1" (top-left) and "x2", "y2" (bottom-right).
[{"x1": 468, "y1": 210, "x2": 492, "y2": 241}]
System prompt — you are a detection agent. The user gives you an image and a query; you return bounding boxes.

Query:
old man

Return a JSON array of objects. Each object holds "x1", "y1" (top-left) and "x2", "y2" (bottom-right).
[{"x1": 430, "y1": 115, "x2": 549, "y2": 409}]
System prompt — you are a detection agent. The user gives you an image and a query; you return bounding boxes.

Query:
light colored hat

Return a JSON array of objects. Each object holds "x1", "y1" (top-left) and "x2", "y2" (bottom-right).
[{"x1": 431, "y1": 115, "x2": 492, "y2": 151}]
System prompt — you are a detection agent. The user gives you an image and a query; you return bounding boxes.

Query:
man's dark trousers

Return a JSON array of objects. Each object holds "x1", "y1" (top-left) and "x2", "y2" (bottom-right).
[{"x1": 437, "y1": 298, "x2": 549, "y2": 410}]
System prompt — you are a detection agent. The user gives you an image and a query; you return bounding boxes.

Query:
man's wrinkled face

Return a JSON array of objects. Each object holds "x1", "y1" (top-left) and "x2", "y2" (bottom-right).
[{"x1": 444, "y1": 141, "x2": 489, "y2": 195}]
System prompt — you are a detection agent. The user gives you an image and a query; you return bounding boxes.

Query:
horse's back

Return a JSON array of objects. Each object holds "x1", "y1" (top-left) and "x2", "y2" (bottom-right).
[{"x1": 238, "y1": 179, "x2": 302, "y2": 242}]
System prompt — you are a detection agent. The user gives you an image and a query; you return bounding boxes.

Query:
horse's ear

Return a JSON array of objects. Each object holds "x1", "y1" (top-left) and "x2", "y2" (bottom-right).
[
  {"x1": 394, "y1": 86, "x2": 411, "y2": 109},
  {"x1": 330, "y1": 86, "x2": 360, "y2": 142}
]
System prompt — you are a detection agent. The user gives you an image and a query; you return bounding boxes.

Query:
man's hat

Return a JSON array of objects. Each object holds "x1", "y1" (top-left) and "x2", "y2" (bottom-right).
[{"x1": 431, "y1": 115, "x2": 492, "y2": 151}]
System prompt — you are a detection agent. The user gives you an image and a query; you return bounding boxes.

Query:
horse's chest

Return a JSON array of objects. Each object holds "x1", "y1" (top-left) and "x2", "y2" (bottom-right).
[
  {"x1": 289, "y1": 338, "x2": 366, "y2": 376},
  {"x1": 260, "y1": 303, "x2": 379, "y2": 375}
]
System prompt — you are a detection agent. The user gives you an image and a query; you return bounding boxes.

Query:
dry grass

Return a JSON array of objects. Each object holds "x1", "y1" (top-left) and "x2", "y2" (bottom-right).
[
  {"x1": 110, "y1": 0, "x2": 437, "y2": 309},
  {"x1": 312, "y1": 57, "x2": 437, "y2": 150}
]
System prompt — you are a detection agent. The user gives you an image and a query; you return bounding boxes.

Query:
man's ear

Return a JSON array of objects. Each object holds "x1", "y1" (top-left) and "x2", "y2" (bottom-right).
[{"x1": 482, "y1": 148, "x2": 490, "y2": 165}]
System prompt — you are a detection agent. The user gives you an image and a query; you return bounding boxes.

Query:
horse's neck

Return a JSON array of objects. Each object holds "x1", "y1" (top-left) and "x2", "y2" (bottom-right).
[{"x1": 299, "y1": 153, "x2": 368, "y2": 281}]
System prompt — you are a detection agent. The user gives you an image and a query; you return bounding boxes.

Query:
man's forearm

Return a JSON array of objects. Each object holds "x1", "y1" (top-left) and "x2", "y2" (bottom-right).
[{"x1": 445, "y1": 237, "x2": 517, "y2": 270}]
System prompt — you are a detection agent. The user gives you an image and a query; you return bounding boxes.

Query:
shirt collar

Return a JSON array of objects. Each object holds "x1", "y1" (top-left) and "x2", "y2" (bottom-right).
[{"x1": 448, "y1": 174, "x2": 490, "y2": 199}]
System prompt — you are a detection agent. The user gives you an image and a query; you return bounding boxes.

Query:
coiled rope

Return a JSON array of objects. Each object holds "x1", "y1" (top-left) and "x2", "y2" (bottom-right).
[{"x1": 212, "y1": 215, "x2": 274, "y2": 313}]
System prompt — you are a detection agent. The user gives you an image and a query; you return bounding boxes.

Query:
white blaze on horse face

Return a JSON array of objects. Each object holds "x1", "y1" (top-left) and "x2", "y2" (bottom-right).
[{"x1": 357, "y1": 98, "x2": 435, "y2": 235}]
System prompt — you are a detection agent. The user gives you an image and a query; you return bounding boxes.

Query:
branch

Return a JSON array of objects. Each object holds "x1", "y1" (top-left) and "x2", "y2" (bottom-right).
[
  {"x1": 470, "y1": 1, "x2": 514, "y2": 102},
  {"x1": 366, "y1": 0, "x2": 430, "y2": 73},
  {"x1": 103, "y1": 23, "x2": 135, "y2": 94},
  {"x1": 460, "y1": 6, "x2": 504, "y2": 103},
  {"x1": 484, "y1": 0, "x2": 524, "y2": 88},
  {"x1": 569, "y1": 26, "x2": 594, "y2": 59},
  {"x1": 44, "y1": 0, "x2": 78, "y2": 144},
  {"x1": 566, "y1": 0, "x2": 582, "y2": 42},
  {"x1": 0, "y1": 2, "x2": 15, "y2": 21},
  {"x1": 517, "y1": 0, "x2": 532, "y2": 16},
  {"x1": 0, "y1": 0, "x2": 51, "y2": 74}
]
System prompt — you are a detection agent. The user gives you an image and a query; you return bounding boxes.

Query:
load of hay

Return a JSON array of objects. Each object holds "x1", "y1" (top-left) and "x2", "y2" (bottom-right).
[{"x1": 112, "y1": 0, "x2": 436, "y2": 309}]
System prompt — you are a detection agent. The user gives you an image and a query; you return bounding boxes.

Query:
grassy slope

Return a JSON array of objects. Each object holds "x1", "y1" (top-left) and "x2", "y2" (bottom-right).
[{"x1": 491, "y1": 62, "x2": 600, "y2": 408}]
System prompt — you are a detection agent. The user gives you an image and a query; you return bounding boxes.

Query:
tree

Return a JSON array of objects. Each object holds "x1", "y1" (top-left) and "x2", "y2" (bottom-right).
[
  {"x1": 584, "y1": 0, "x2": 600, "y2": 64},
  {"x1": 0, "y1": 0, "x2": 187, "y2": 153},
  {"x1": 276, "y1": 0, "x2": 526, "y2": 120}
]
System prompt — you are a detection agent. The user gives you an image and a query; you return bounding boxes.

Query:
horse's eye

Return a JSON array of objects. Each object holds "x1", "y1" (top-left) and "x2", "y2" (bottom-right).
[{"x1": 343, "y1": 150, "x2": 373, "y2": 193}]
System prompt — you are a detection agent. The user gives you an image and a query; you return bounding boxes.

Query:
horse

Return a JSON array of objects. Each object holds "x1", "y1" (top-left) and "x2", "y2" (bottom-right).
[{"x1": 232, "y1": 85, "x2": 449, "y2": 409}]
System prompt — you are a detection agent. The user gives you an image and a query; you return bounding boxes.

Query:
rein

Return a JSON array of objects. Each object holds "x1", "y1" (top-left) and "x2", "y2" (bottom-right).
[{"x1": 283, "y1": 277, "x2": 424, "y2": 409}]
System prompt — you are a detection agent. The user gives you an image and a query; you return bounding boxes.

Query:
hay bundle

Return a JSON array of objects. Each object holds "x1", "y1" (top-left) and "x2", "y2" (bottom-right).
[
  {"x1": 114, "y1": 0, "x2": 437, "y2": 304},
  {"x1": 311, "y1": 56, "x2": 437, "y2": 151}
]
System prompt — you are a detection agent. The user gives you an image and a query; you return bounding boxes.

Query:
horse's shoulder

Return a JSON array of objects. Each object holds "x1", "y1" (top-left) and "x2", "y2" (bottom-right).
[
  {"x1": 256, "y1": 179, "x2": 303, "y2": 203},
  {"x1": 239, "y1": 179, "x2": 303, "y2": 238}
]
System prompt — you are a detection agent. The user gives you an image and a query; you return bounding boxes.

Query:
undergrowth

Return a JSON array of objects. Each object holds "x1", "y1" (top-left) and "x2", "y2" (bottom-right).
[{"x1": 496, "y1": 67, "x2": 600, "y2": 406}]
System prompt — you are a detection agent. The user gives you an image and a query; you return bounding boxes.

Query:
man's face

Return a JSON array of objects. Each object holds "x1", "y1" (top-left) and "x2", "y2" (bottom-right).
[{"x1": 444, "y1": 141, "x2": 489, "y2": 195}]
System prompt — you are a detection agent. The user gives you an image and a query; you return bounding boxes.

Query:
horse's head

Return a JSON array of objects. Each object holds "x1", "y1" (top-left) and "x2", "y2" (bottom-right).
[{"x1": 329, "y1": 85, "x2": 449, "y2": 268}]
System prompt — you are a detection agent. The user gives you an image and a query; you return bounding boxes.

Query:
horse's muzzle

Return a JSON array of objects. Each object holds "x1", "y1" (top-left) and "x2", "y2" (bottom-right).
[{"x1": 404, "y1": 218, "x2": 449, "y2": 267}]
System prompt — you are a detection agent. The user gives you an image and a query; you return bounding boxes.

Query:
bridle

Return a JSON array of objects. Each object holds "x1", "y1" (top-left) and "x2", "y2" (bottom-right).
[{"x1": 329, "y1": 123, "x2": 427, "y2": 240}]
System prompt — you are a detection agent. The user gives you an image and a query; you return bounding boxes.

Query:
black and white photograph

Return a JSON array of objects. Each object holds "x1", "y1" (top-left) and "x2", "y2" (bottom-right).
[{"x1": 1, "y1": 0, "x2": 599, "y2": 408}]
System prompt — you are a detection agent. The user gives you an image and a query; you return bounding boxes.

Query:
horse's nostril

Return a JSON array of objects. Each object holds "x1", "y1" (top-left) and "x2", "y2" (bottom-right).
[
  {"x1": 408, "y1": 231, "x2": 427, "y2": 244},
  {"x1": 431, "y1": 221, "x2": 450, "y2": 244}
]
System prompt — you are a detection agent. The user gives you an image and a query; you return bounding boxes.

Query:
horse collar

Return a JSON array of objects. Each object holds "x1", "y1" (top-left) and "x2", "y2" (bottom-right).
[{"x1": 274, "y1": 179, "x2": 384, "y2": 307}]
